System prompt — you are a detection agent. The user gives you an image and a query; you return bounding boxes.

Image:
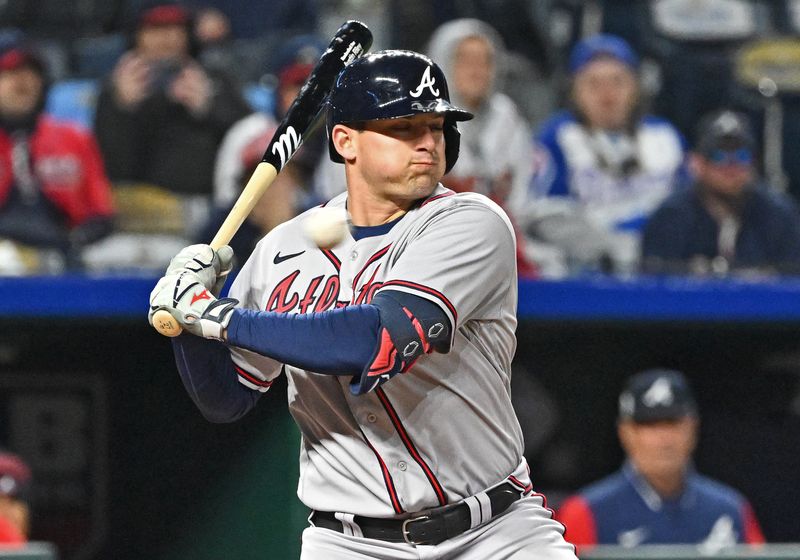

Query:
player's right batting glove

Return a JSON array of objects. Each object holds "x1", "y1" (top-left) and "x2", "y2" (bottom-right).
[
  {"x1": 165, "y1": 244, "x2": 235, "y2": 296},
  {"x1": 148, "y1": 270, "x2": 238, "y2": 340}
]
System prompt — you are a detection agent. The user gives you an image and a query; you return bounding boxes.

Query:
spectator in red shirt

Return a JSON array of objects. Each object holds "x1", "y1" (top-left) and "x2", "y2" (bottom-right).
[{"x1": 0, "y1": 32, "x2": 114, "y2": 272}]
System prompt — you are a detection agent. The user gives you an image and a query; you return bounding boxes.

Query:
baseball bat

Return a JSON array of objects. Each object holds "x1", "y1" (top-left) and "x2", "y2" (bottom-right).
[{"x1": 152, "y1": 20, "x2": 373, "y2": 337}]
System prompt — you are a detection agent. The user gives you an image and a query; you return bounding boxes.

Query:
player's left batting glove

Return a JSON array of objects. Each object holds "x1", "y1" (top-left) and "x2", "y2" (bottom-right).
[
  {"x1": 165, "y1": 244, "x2": 235, "y2": 296},
  {"x1": 148, "y1": 270, "x2": 238, "y2": 340}
]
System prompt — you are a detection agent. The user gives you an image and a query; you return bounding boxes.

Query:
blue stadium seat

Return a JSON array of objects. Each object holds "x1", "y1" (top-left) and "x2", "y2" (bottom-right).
[
  {"x1": 243, "y1": 82, "x2": 275, "y2": 116},
  {"x1": 45, "y1": 79, "x2": 99, "y2": 129}
]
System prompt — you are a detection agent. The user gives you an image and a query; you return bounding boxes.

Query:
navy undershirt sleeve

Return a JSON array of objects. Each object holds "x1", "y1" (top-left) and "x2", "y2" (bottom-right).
[
  {"x1": 224, "y1": 291, "x2": 450, "y2": 376},
  {"x1": 172, "y1": 335, "x2": 261, "y2": 423},
  {"x1": 226, "y1": 305, "x2": 381, "y2": 375}
]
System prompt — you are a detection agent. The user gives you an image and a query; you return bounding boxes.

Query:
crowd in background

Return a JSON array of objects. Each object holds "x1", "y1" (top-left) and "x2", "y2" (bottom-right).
[{"x1": 2, "y1": 0, "x2": 800, "y2": 278}]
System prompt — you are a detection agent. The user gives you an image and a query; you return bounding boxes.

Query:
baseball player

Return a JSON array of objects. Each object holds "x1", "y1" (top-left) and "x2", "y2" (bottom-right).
[
  {"x1": 557, "y1": 369, "x2": 765, "y2": 553},
  {"x1": 149, "y1": 50, "x2": 577, "y2": 559}
]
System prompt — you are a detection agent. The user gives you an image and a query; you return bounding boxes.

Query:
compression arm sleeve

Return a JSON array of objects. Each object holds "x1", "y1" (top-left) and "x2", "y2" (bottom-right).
[
  {"x1": 225, "y1": 304, "x2": 380, "y2": 375},
  {"x1": 172, "y1": 335, "x2": 261, "y2": 423},
  {"x1": 224, "y1": 290, "x2": 450, "y2": 382}
]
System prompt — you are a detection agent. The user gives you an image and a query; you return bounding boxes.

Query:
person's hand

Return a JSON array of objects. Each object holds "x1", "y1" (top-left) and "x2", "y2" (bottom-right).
[
  {"x1": 165, "y1": 244, "x2": 234, "y2": 296},
  {"x1": 168, "y1": 62, "x2": 213, "y2": 117},
  {"x1": 112, "y1": 52, "x2": 153, "y2": 109},
  {"x1": 148, "y1": 270, "x2": 238, "y2": 339}
]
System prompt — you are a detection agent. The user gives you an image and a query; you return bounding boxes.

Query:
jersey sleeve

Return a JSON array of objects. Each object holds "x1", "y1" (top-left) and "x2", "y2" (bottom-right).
[
  {"x1": 555, "y1": 495, "x2": 598, "y2": 551},
  {"x1": 376, "y1": 199, "x2": 517, "y2": 342},
  {"x1": 227, "y1": 241, "x2": 284, "y2": 390},
  {"x1": 741, "y1": 500, "x2": 766, "y2": 544}
]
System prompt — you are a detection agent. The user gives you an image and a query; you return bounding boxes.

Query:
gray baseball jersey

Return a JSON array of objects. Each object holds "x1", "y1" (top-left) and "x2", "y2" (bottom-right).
[{"x1": 227, "y1": 184, "x2": 528, "y2": 516}]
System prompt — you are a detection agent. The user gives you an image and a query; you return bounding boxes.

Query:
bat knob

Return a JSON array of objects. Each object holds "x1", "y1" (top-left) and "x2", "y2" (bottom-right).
[{"x1": 153, "y1": 309, "x2": 183, "y2": 337}]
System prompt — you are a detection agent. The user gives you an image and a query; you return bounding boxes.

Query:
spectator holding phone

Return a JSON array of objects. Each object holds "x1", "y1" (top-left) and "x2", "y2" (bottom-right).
[{"x1": 95, "y1": 1, "x2": 250, "y2": 202}]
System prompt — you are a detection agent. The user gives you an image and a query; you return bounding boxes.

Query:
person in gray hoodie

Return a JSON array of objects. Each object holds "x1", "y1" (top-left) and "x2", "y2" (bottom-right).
[{"x1": 427, "y1": 18, "x2": 539, "y2": 276}]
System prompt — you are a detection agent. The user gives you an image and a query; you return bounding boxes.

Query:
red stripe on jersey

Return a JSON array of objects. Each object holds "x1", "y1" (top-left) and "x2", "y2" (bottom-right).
[
  {"x1": 507, "y1": 474, "x2": 533, "y2": 495},
  {"x1": 233, "y1": 364, "x2": 274, "y2": 388},
  {"x1": 380, "y1": 280, "x2": 457, "y2": 323},
  {"x1": 376, "y1": 388, "x2": 448, "y2": 506},
  {"x1": 362, "y1": 433, "x2": 404, "y2": 514},
  {"x1": 352, "y1": 244, "x2": 392, "y2": 290},
  {"x1": 321, "y1": 249, "x2": 341, "y2": 271},
  {"x1": 420, "y1": 190, "x2": 455, "y2": 207}
]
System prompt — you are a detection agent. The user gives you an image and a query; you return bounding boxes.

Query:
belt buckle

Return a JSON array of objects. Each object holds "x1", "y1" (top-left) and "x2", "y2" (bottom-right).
[{"x1": 401, "y1": 515, "x2": 431, "y2": 545}]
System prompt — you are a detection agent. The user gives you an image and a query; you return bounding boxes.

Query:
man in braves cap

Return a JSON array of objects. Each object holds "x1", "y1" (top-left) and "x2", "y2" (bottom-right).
[
  {"x1": 0, "y1": 450, "x2": 32, "y2": 544},
  {"x1": 642, "y1": 109, "x2": 800, "y2": 275},
  {"x1": 557, "y1": 369, "x2": 764, "y2": 551}
]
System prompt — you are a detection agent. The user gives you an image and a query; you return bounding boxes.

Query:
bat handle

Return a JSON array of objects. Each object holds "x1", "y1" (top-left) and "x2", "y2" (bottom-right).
[
  {"x1": 151, "y1": 163, "x2": 279, "y2": 337},
  {"x1": 153, "y1": 308, "x2": 183, "y2": 337}
]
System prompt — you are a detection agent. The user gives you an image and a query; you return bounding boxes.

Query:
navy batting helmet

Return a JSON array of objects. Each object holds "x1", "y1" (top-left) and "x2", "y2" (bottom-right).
[{"x1": 326, "y1": 50, "x2": 473, "y2": 173}]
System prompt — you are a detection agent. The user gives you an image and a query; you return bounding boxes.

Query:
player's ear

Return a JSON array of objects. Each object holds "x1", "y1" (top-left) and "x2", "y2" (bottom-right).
[{"x1": 331, "y1": 124, "x2": 357, "y2": 162}]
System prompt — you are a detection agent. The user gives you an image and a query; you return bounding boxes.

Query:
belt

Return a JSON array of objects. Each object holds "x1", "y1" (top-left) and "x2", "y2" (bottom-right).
[{"x1": 309, "y1": 481, "x2": 524, "y2": 546}]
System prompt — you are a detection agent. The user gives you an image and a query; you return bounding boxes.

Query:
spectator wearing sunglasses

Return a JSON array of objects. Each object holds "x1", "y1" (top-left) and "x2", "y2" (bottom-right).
[{"x1": 641, "y1": 110, "x2": 800, "y2": 276}]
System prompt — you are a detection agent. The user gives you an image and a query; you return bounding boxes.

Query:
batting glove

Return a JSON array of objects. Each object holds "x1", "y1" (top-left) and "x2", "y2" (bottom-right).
[
  {"x1": 165, "y1": 244, "x2": 235, "y2": 296},
  {"x1": 148, "y1": 270, "x2": 238, "y2": 340}
]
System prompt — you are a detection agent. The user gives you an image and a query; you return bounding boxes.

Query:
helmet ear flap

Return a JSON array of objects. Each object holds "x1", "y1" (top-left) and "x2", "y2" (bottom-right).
[
  {"x1": 444, "y1": 120, "x2": 461, "y2": 174},
  {"x1": 326, "y1": 104, "x2": 345, "y2": 164}
]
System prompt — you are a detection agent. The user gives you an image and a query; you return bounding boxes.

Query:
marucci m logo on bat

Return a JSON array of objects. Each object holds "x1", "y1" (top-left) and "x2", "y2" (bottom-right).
[{"x1": 271, "y1": 126, "x2": 302, "y2": 168}]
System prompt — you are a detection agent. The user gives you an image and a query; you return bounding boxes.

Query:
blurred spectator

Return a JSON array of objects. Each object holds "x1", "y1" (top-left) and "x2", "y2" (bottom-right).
[
  {"x1": 642, "y1": 110, "x2": 800, "y2": 277},
  {"x1": 213, "y1": 34, "x2": 325, "y2": 210},
  {"x1": 387, "y1": 0, "x2": 557, "y2": 126},
  {"x1": 557, "y1": 369, "x2": 765, "y2": 552},
  {"x1": 204, "y1": 35, "x2": 326, "y2": 264},
  {"x1": 524, "y1": 34, "x2": 686, "y2": 275},
  {"x1": 191, "y1": 6, "x2": 234, "y2": 72},
  {"x1": 0, "y1": 34, "x2": 114, "y2": 273},
  {"x1": 94, "y1": 1, "x2": 250, "y2": 202},
  {"x1": 0, "y1": 450, "x2": 32, "y2": 545},
  {"x1": 426, "y1": 18, "x2": 537, "y2": 277}
]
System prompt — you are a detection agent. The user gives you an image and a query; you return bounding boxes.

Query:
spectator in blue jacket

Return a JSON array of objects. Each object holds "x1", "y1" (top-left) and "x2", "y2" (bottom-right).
[
  {"x1": 556, "y1": 369, "x2": 765, "y2": 553},
  {"x1": 642, "y1": 110, "x2": 800, "y2": 276}
]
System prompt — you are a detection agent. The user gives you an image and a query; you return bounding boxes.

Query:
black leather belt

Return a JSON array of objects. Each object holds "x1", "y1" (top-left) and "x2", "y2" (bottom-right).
[{"x1": 310, "y1": 481, "x2": 523, "y2": 546}]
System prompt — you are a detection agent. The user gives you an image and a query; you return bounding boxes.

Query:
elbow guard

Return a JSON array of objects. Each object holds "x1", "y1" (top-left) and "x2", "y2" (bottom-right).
[{"x1": 349, "y1": 290, "x2": 451, "y2": 395}]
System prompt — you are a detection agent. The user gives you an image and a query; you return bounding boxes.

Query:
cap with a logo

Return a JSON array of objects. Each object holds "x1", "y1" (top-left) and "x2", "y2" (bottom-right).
[
  {"x1": 695, "y1": 109, "x2": 754, "y2": 158},
  {"x1": 568, "y1": 34, "x2": 639, "y2": 75},
  {"x1": 618, "y1": 369, "x2": 698, "y2": 422},
  {"x1": 0, "y1": 451, "x2": 31, "y2": 502}
]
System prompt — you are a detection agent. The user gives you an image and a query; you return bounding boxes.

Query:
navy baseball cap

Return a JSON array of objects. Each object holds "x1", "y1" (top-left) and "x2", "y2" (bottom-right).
[
  {"x1": 0, "y1": 451, "x2": 31, "y2": 502},
  {"x1": 618, "y1": 369, "x2": 698, "y2": 423},
  {"x1": 569, "y1": 34, "x2": 639, "y2": 75},
  {"x1": 695, "y1": 110, "x2": 755, "y2": 158}
]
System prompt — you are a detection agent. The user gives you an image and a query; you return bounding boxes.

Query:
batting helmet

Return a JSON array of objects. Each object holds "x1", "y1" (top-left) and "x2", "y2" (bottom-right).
[{"x1": 326, "y1": 50, "x2": 473, "y2": 173}]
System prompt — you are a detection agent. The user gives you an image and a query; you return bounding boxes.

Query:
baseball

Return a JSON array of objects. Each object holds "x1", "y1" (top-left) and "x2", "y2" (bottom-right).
[{"x1": 304, "y1": 206, "x2": 349, "y2": 249}]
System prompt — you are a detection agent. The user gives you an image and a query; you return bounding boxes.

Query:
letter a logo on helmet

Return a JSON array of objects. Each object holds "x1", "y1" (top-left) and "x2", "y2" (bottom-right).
[{"x1": 409, "y1": 65, "x2": 440, "y2": 98}]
